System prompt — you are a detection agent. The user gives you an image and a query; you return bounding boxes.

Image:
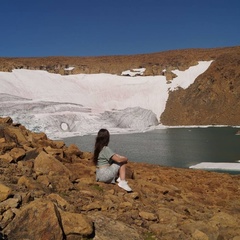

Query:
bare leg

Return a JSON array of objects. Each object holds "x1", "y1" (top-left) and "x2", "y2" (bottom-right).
[
  {"x1": 117, "y1": 163, "x2": 132, "y2": 192},
  {"x1": 119, "y1": 163, "x2": 126, "y2": 180}
]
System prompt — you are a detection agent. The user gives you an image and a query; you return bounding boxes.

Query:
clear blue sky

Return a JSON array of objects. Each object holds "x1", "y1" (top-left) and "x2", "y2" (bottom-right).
[{"x1": 1, "y1": 0, "x2": 240, "y2": 57}]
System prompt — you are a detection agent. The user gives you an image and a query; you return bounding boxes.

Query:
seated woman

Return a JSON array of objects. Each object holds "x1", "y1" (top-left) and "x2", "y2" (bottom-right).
[{"x1": 93, "y1": 128, "x2": 132, "y2": 192}]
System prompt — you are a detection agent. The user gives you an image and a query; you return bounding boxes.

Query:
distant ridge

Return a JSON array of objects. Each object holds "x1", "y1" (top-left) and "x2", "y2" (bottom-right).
[{"x1": 0, "y1": 46, "x2": 239, "y2": 76}]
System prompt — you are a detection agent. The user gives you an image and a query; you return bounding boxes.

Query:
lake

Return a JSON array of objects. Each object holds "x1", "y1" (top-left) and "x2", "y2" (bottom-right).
[{"x1": 63, "y1": 127, "x2": 240, "y2": 174}]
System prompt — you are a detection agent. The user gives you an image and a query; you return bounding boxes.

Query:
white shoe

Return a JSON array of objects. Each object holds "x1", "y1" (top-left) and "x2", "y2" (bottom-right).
[
  {"x1": 118, "y1": 180, "x2": 132, "y2": 192},
  {"x1": 116, "y1": 177, "x2": 127, "y2": 183},
  {"x1": 116, "y1": 177, "x2": 121, "y2": 183}
]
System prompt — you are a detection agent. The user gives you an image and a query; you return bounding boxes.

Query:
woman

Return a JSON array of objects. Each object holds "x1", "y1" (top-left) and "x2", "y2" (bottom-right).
[{"x1": 93, "y1": 129, "x2": 132, "y2": 192}]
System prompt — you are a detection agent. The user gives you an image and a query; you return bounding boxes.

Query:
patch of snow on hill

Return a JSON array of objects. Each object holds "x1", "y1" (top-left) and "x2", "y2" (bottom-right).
[{"x1": 121, "y1": 68, "x2": 146, "y2": 76}]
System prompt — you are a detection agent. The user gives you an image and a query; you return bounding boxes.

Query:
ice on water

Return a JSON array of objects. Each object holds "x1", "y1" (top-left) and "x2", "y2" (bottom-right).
[{"x1": 190, "y1": 162, "x2": 240, "y2": 171}]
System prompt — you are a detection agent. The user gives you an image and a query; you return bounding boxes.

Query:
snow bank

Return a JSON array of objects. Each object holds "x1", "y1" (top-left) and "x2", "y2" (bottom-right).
[{"x1": 0, "y1": 61, "x2": 213, "y2": 138}]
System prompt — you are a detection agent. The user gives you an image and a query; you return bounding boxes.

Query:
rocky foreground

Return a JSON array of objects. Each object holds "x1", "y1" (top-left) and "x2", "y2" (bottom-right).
[{"x1": 0, "y1": 117, "x2": 239, "y2": 240}]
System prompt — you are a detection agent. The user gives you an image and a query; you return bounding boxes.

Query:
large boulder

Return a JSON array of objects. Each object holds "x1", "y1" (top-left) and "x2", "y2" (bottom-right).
[
  {"x1": 4, "y1": 199, "x2": 63, "y2": 240},
  {"x1": 59, "y1": 209, "x2": 93, "y2": 238},
  {"x1": 34, "y1": 151, "x2": 71, "y2": 177}
]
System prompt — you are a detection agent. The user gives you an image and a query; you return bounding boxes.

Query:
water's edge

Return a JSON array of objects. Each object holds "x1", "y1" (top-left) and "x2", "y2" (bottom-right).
[{"x1": 63, "y1": 127, "x2": 240, "y2": 175}]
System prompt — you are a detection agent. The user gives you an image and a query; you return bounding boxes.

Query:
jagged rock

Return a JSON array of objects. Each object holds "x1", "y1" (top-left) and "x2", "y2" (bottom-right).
[
  {"x1": 29, "y1": 131, "x2": 48, "y2": 142},
  {"x1": 23, "y1": 148, "x2": 39, "y2": 161},
  {"x1": 63, "y1": 143, "x2": 83, "y2": 162},
  {"x1": 17, "y1": 160, "x2": 34, "y2": 176},
  {"x1": 47, "y1": 193, "x2": 75, "y2": 212},
  {"x1": 17, "y1": 175, "x2": 42, "y2": 190},
  {"x1": 59, "y1": 209, "x2": 93, "y2": 237},
  {"x1": 3, "y1": 126, "x2": 28, "y2": 144},
  {"x1": 44, "y1": 146, "x2": 64, "y2": 158},
  {"x1": 192, "y1": 229, "x2": 209, "y2": 240},
  {"x1": 0, "y1": 198, "x2": 20, "y2": 211},
  {"x1": 89, "y1": 214, "x2": 142, "y2": 240},
  {"x1": 81, "y1": 201, "x2": 101, "y2": 211},
  {"x1": 0, "y1": 153, "x2": 13, "y2": 163},
  {"x1": 0, "y1": 142, "x2": 16, "y2": 155},
  {"x1": 209, "y1": 212, "x2": 240, "y2": 237},
  {"x1": 64, "y1": 162, "x2": 95, "y2": 182},
  {"x1": 53, "y1": 140, "x2": 65, "y2": 149},
  {"x1": 9, "y1": 147, "x2": 26, "y2": 162},
  {"x1": 139, "y1": 211, "x2": 158, "y2": 221},
  {"x1": 0, "y1": 184, "x2": 11, "y2": 202},
  {"x1": 34, "y1": 151, "x2": 71, "y2": 177},
  {"x1": 3, "y1": 199, "x2": 63, "y2": 240},
  {"x1": 180, "y1": 219, "x2": 219, "y2": 240},
  {"x1": 0, "y1": 117, "x2": 13, "y2": 124},
  {"x1": 0, "y1": 208, "x2": 15, "y2": 229},
  {"x1": 46, "y1": 174, "x2": 74, "y2": 192}
]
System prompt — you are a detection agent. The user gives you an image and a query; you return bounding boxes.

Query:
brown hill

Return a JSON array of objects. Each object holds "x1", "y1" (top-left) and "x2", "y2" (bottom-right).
[{"x1": 0, "y1": 46, "x2": 240, "y2": 125}]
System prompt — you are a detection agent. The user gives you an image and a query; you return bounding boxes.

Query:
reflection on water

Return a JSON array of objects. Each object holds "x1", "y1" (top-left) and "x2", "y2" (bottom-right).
[{"x1": 63, "y1": 127, "x2": 240, "y2": 174}]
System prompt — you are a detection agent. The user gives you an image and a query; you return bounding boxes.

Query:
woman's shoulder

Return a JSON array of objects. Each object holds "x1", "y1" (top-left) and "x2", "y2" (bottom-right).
[
  {"x1": 101, "y1": 146, "x2": 114, "y2": 155},
  {"x1": 102, "y1": 146, "x2": 111, "y2": 152}
]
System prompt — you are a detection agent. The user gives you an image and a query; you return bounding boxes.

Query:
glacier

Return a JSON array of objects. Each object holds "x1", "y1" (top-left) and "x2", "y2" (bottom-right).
[{"x1": 0, "y1": 61, "x2": 213, "y2": 139}]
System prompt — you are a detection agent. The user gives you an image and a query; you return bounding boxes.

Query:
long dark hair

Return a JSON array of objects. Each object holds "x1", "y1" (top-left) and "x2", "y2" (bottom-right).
[{"x1": 93, "y1": 129, "x2": 110, "y2": 165}]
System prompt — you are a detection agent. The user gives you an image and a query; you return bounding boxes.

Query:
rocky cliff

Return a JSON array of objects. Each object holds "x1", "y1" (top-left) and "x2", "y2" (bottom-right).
[
  {"x1": 0, "y1": 117, "x2": 239, "y2": 240},
  {"x1": 1, "y1": 46, "x2": 240, "y2": 126}
]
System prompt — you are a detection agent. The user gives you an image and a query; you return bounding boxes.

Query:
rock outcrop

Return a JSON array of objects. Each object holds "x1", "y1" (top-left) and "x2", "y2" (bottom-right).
[{"x1": 0, "y1": 116, "x2": 239, "y2": 239}]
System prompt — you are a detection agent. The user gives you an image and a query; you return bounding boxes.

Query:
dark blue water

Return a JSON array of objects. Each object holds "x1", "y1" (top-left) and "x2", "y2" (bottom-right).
[{"x1": 63, "y1": 127, "x2": 240, "y2": 174}]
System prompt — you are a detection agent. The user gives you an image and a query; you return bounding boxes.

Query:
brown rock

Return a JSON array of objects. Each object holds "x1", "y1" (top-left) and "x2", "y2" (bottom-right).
[
  {"x1": 0, "y1": 198, "x2": 20, "y2": 211},
  {"x1": 52, "y1": 140, "x2": 65, "y2": 149},
  {"x1": 0, "y1": 153, "x2": 13, "y2": 163},
  {"x1": 47, "y1": 174, "x2": 74, "y2": 191},
  {"x1": 0, "y1": 117, "x2": 13, "y2": 124},
  {"x1": 0, "y1": 184, "x2": 12, "y2": 202},
  {"x1": 0, "y1": 142, "x2": 16, "y2": 155},
  {"x1": 4, "y1": 126, "x2": 28, "y2": 144},
  {"x1": 0, "y1": 208, "x2": 15, "y2": 229},
  {"x1": 139, "y1": 211, "x2": 158, "y2": 221},
  {"x1": 47, "y1": 193, "x2": 75, "y2": 212},
  {"x1": 17, "y1": 176, "x2": 42, "y2": 190},
  {"x1": 89, "y1": 214, "x2": 142, "y2": 240},
  {"x1": 64, "y1": 143, "x2": 83, "y2": 161},
  {"x1": 82, "y1": 201, "x2": 101, "y2": 211},
  {"x1": 210, "y1": 211, "x2": 240, "y2": 229},
  {"x1": 4, "y1": 199, "x2": 63, "y2": 240},
  {"x1": 44, "y1": 146, "x2": 64, "y2": 157},
  {"x1": 23, "y1": 148, "x2": 39, "y2": 160},
  {"x1": 59, "y1": 209, "x2": 93, "y2": 237},
  {"x1": 192, "y1": 229, "x2": 209, "y2": 240},
  {"x1": 29, "y1": 132, "x2": 48, "y2": 142},
  {"x1": 17, "y1": 160, "x2": 34, "y2": 176},
  {"x1": 34, "y1": 150, "x2": 71, "y2": 177},
  {"x1": 9, "y1": 147, "x2": 26, "y2": 162}
]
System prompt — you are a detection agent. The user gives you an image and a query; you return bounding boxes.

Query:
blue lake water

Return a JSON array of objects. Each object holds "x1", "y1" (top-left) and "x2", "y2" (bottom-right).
[{"x1": 63, "y1": 127, "x2": 240, "y2": 174}]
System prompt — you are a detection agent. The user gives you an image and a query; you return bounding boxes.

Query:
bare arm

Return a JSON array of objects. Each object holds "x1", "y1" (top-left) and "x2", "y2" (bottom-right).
[{"x1": 111, "y1": 154, "x2": 128, "y2": 163}]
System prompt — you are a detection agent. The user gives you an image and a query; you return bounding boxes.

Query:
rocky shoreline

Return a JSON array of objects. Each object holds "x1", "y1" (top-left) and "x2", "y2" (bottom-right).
[{"x1": 0, "y1": 117, "x2": 239, "y2": 240}]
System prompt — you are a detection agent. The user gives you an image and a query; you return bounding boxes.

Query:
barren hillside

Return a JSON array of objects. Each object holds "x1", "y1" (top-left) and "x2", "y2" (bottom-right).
[{"x1": 1, "y1": 46, "x2": 240, "y2": 125}]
